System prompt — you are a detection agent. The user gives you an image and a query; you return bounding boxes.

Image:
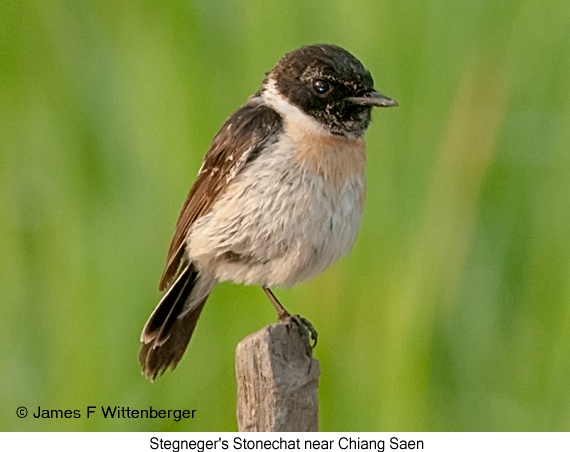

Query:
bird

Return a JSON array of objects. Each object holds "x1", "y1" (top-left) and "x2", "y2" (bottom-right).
[{"x1": 139, "y1": 44, "x2": 397, "y2": 380}]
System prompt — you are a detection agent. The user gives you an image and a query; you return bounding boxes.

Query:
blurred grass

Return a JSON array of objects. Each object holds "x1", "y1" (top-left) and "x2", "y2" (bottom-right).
[{"x1": 1, "y1": 0, "x2": 569, "y2": 432}]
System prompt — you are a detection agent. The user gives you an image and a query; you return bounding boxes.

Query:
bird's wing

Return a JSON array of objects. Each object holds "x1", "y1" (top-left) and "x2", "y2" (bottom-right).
[{"x1": 159, "y1": 102, "x2": 283, "y2": 290}]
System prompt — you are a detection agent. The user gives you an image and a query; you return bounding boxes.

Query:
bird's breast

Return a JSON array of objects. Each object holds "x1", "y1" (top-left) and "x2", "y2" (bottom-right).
[
  {"x1": 286, "y1": 115, "x2": 367, "y2": 187},
  {"x1": 187, "y1": 129, "x2": 367, "y2": 288}
]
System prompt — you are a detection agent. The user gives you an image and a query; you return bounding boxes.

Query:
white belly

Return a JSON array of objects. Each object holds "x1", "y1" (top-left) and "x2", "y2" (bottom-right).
[{"x1": 187, "y1": 140, "x2": 365, "y2": 288}]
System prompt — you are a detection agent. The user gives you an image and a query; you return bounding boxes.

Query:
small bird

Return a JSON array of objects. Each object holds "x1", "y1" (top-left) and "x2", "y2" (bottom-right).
[{"x1": 139, "y1": 44, "x2": 397, "y2": 380}]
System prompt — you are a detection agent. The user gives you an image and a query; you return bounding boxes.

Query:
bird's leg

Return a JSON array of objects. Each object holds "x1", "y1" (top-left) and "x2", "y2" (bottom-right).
[
  {"x1": 263, "y1": 286, "x2": 289, "y2": 321},
  {"x1": 262, "y1": 287, "x2": 318, "y2": 347}
]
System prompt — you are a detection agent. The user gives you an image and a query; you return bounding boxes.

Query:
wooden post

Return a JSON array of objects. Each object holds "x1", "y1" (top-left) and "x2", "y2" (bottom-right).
[{"x1": 235, "y1": 320, "x2": 320, "y2": 432}]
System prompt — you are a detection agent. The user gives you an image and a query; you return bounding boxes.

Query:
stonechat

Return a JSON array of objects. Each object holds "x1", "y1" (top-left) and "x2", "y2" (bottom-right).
[{"x1": 139, "y1": 44, "x2": 397, "y2": 380}]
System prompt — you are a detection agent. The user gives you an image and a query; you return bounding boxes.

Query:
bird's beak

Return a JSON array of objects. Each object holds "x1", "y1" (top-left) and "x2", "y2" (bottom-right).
[{"x1": 348, "y1": 91, "x2": 398, "y2": 107}]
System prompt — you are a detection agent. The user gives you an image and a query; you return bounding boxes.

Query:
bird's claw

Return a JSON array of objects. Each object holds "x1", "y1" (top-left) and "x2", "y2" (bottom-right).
[{"x1": 279, "y1": 313, "x2": 318, "y2": 348}]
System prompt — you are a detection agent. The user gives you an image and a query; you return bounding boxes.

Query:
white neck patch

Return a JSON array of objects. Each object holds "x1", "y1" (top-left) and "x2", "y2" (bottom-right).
[{"x1": 261, "y1": 79, "x2": 331, "y2": 137}]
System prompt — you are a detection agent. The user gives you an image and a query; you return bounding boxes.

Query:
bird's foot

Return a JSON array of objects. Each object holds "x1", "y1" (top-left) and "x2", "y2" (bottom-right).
[
  {"x1": 279, "y1": 313, "x2": 318, "y2": 348},
  {"x1": 262, "y1": 286, "x2": 318, "y2": 348}
]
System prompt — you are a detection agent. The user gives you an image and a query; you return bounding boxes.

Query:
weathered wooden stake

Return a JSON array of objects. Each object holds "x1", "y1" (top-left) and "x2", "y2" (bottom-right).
[{"x1": 235, "y1": 320, "x2": 320, "y2": 432}]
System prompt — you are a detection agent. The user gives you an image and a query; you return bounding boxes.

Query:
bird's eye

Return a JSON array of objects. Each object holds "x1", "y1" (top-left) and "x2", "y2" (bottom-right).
[{"x1": 313, "y1": 79, "x2": 331, "y2": 95}]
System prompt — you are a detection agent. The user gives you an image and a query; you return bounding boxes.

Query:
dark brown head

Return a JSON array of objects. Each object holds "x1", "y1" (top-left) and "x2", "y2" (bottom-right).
[{"x1": 263, "y1": 44, "x2": 397, "y2": 137}]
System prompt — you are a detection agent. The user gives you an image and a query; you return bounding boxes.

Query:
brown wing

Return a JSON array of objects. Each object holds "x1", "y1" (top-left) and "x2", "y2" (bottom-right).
[{"x1": 159, "y1": 102, "x2": 283, "y2": 290}]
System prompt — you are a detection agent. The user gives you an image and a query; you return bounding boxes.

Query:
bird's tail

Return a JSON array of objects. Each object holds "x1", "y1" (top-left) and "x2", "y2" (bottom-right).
[{"x1": 139, "y1": 264, "x2": 215, "y2": 380}]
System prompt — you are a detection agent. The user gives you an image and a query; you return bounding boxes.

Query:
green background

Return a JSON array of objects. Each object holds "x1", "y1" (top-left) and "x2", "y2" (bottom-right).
[{"x1": 1, "y1": 0, "x2": 569, "y2": 431}]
